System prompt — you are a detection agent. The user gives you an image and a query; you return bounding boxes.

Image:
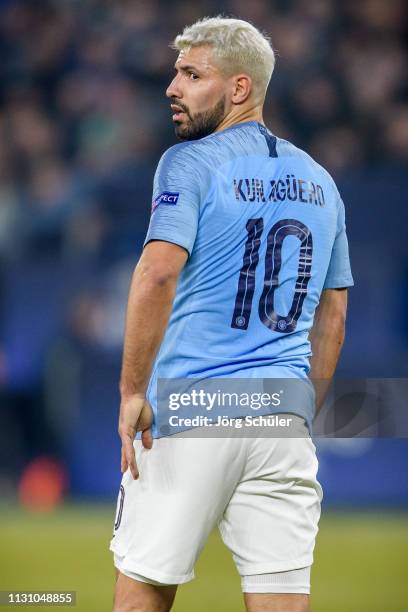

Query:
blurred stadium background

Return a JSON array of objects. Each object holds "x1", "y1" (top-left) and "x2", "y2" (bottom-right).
[{"x1": 0, "y1": 0, "x2": 407, "y2": 610}]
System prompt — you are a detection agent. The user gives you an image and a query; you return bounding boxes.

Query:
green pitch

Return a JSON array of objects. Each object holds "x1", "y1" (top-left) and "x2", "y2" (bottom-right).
[{"x1": 0, "y1": 504, "x2": 407, "y2": 611}]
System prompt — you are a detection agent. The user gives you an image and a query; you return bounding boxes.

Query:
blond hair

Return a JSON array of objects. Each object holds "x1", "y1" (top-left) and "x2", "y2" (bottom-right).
[{"x1": 172, "y1": 16, "x2": 275, "y2": 102}]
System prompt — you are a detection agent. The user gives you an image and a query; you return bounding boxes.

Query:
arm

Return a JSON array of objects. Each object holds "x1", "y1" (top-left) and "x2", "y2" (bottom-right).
[
  {"x1": 309, "y1": 288, "x2": 348, "y2": 415},
  {"x1": 119, "y1": 240, "x2": 188, "y2": 479}
]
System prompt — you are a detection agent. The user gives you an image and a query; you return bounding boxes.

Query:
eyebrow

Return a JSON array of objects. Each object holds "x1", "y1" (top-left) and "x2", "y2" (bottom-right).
[{"x1": 174, "y1": 63, "x2": 202, "y2": 74}]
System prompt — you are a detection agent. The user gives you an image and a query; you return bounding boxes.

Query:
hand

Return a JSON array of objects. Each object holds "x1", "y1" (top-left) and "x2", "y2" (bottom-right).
[{"x1": 118, "y1": 395, "x2": 153, "y2": 480}]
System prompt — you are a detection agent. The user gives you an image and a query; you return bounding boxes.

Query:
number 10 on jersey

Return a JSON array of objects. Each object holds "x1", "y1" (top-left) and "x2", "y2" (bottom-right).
[{"x1": 231, "y1": 218, "x2": 313, "y2": 334}]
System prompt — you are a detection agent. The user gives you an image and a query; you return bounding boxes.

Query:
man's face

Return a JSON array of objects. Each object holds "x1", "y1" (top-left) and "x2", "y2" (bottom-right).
[{"x1": 166, "y1": 46, "x2": 229, "y2": 141}]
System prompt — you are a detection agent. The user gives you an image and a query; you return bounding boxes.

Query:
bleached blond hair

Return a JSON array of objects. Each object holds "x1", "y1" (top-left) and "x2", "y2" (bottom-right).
[{"x1": 172, "y1": 16, "x2": 275, "y2": 102}]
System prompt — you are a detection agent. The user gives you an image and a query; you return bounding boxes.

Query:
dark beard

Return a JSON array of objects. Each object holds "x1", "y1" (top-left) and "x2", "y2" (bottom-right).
[{"x1": 173, "y1": 95, "x2": 226, "y2": 141}]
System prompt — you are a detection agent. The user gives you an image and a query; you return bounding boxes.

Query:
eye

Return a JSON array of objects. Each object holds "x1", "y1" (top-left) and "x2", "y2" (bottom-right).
[{"x1": 189, "y1": 72, "x2": 199, "y2": 80}]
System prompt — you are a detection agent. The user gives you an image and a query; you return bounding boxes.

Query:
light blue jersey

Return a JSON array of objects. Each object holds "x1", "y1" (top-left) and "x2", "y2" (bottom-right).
[{"x1": 144, "y1": 121, "x2": 353, "y2": 436}]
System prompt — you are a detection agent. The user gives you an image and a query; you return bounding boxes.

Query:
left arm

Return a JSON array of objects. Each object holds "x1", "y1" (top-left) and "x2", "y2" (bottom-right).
[{"x1": 119, "y1": 240, "x2": 188, "y2": 479}]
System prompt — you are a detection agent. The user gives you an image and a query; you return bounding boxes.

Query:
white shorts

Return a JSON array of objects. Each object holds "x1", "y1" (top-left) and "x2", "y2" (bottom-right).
[{"x1": 110, "y1": 415, "x2": 322, "y2": 586}]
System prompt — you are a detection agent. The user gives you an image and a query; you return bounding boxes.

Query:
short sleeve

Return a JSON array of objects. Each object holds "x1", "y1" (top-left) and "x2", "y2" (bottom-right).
[
  {"x1": 323, "y1": 195, "x2": 354, "y2": 289},
  {"x1": 143, "y1": 144, "x2": 206, "y2": 256}
]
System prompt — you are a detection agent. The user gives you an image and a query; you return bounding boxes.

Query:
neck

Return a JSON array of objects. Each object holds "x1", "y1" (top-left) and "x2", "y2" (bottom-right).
[{"x1": 215, "y1": 104, "x2": 264, "y2": 133}]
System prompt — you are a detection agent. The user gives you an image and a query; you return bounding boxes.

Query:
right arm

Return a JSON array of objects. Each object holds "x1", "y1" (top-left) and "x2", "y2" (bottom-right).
[
  {"x1": 309, "y1": 288, "x2": 348, "y2": 415},
  {"x1": 309, "y1": 184, "x2": 353, "y2": 414}
]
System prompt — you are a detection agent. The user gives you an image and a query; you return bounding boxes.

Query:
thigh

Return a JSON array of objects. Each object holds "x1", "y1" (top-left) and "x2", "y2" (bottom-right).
[
  {"x1": 244, "y1": 593, "x2": 309, "y2": 612},
  {"x1": 219, "y1": 423, "x2": 322, "y2": 577},
  {"x1": 110, "y1": 433, "x2": 247, "y2": 584},
  {"x1": 113, "y1": 571, "x2": 177, "y2": 612}
]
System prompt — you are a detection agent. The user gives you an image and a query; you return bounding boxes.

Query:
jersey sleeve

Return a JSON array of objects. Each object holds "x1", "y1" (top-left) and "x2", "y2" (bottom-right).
[
  {"x1": 323, "y1": 194, "x2": 354, "y2": 289},
  {"x1": 143, "y1": 144, "x2": 207, "y2": 256}
]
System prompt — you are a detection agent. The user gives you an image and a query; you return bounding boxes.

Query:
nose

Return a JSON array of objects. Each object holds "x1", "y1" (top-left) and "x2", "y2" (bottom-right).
[{"x1": 166, "y1": 73, "x2": 182, "y2": 99}]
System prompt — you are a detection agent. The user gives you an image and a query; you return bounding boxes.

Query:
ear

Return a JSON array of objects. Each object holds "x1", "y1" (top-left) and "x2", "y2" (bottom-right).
[{"x1": 231, "y1": 74, "x2": 252, "y2": 104}]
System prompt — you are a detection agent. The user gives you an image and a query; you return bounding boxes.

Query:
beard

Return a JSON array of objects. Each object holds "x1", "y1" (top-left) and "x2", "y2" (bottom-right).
[{"x1": 173, "y1": 95, "x2": 226, "y2": 141}]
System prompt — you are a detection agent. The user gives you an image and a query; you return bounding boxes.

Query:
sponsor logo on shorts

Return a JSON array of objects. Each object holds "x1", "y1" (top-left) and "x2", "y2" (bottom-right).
[{"x1": 152, "y1": 191, "x2": 179, "y2": 212}]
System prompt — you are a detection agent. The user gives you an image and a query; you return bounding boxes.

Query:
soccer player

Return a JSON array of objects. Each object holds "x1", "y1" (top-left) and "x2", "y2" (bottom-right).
[{"x1": 110, "y1": 17, "x2": 353, "y2": 612}]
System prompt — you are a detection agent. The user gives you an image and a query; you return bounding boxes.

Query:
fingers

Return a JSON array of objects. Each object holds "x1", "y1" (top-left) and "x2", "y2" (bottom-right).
[
  {"x1": 120, "y1": 429, "x2": 152, "y2": 478},
  {"x1": 121, "y1": 433, "x2": 139, "y2": 480},
  {"x1": 120, "y1": 446, "x2": 127, "y2": 474},
  {"x1": 118, "y1": 398, "x2": 154, "y2": 479},
  {"x1": 138, "y1": 401, "x2": 154, "y2": 450},
  {"x1": 141, "y1": 427, "x2": 153, "y2": 450}
]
